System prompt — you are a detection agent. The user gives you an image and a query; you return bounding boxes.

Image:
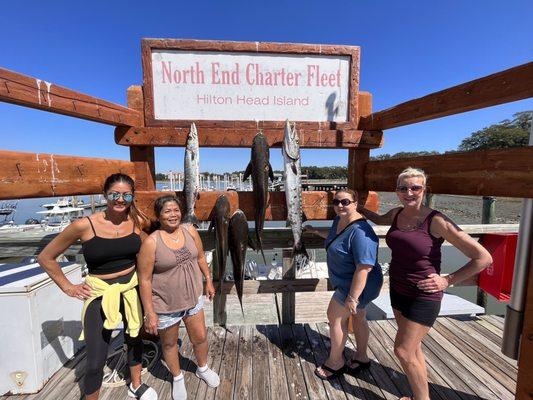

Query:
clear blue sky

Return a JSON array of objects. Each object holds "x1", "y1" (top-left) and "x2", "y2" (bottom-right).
[{"x1": 1, "y1": 1, "x2": 532, "y2": 174}]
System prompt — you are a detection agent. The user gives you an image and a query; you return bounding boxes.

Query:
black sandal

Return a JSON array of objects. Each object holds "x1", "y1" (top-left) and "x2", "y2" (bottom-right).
[
  {"x1": 347, "y1": 358, "x2": 371, "y2": 375},
  {"x1": 314, "y1": 364, "x2": 346, "y2": 380}
]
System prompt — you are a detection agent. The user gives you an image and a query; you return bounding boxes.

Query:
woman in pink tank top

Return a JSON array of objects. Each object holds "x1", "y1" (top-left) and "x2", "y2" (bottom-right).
[
  {"x1": 358, "y1": 168, "x2": 492, "y2": 400},
  {"x1": 137, "y1": 195, "x2": 219, "y2": 400}
]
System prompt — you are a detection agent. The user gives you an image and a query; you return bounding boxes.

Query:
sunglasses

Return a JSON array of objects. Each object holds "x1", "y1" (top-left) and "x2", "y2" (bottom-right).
[
  {"x1": 332, "y1": 198, "x2": 355, "y2": 206},
  {"x1": 396, "y1": 185, "x2": 425, "y2": 193},
  {"x1": 106, "y1": 191, "x2": 134, "y2": 203}
]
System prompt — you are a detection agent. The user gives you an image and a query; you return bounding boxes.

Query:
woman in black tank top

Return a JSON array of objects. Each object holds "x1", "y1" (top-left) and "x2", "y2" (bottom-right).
[{"x1": 38, "y1": 173, "x2": 158, "y2": 400}]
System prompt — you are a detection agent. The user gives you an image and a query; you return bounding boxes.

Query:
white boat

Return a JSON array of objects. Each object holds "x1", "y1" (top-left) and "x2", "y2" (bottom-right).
[{"x1": 0, "y1": 205, "x2": 84, "y2": 234}]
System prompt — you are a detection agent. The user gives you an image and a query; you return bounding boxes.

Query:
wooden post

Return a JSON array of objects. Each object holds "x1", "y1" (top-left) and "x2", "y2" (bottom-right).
[
  {"x1": 281, "y1": 249, "x2": 295, "y2": 324},
  {"x1": 212, "y1": 251, "x2": 227, "y2": 326},
  {"x1": 349, "y1": 92, "x2": 373, "y2": 203},
  {"x1": 424, "y1": 193, "x2": 435, "y2": 208},
  {"x1": 126, "y1": 86, "x2": 155, "y2": 191},
  {"x1": 477, "y1": 197, "x2": 496, "y2": 308},
  {"x1": 482, "y1": 196, "x2": 496, "y2": 224}
]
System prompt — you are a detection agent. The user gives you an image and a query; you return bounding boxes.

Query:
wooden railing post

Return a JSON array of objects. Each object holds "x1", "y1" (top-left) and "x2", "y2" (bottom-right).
[
  {"x1": 482, "y1": 196, "x2": 496, "y2": 224},
  {"x1": 477, "y1": 197, "x2": 497, "y2": 308},
  {"x1": 349, "y1": 92, "x2": 373, "y2": 203},
  {"x1": 127, "y1": 86, "x2": 155, "y2": 191},
  {"x1": 281, "y1": 249, "x2": 295, "y2": 324}
]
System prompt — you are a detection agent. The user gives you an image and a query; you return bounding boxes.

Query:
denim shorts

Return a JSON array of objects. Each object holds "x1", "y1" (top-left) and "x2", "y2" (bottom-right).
[
  {"x1": 157, "y1": 295, "x2": 205, "y2": 330},
  {"x1": 332, "y1": 271, "x2": 383, "y2": 310}
]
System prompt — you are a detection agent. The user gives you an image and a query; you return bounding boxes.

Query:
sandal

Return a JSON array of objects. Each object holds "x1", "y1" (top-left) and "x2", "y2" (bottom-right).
[
  {"x1": 314, "y1": 364, "x2": 346, "y2": 380},
  {"x1": 347, "y1": 358, "x2": 371, "y2": 375}
]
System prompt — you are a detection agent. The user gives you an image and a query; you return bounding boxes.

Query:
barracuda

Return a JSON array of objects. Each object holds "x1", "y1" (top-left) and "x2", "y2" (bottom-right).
[
  {"x1": 183, "y1": 123, "x2": 200, "y2": 227},
  {"x1": 282, "y1": 120, "x2": 309, "y2": 270}
]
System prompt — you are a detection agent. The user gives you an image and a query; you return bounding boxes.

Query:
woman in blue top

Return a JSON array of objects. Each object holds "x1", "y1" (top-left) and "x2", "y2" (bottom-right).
[{"x1": 306, "y1": 189, "x2": 383, "y2": 380}]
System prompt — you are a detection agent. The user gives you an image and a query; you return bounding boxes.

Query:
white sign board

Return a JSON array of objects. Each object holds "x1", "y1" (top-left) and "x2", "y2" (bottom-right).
[{"x1": 150, "y1": 50, "x2": 351, "y2": 122}]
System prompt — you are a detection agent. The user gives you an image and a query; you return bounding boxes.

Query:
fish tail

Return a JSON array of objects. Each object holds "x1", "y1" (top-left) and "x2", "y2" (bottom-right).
[
  {"x1": 182, "y1": 213, "x2": 200, "y2": 228},
  {"x1": 293, "y1": 240, "x2": 310, "y2": 270}
]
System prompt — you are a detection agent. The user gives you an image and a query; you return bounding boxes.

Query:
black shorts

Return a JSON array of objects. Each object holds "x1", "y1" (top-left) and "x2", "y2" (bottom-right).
[{"x1": 390, "y1": 288, "x2": 441, "y2": 327}]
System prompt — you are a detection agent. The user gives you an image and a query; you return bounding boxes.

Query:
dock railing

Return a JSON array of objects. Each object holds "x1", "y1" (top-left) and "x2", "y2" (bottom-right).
[{"x1": 0, "y1": 60, "x2": 532, "y2": 397}]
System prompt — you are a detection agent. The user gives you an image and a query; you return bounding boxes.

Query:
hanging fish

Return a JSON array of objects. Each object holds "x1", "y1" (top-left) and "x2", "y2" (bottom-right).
[
  {"x1": 183, "y1": 123, "x2": 200, "y2": 226},
  {"x1": 228, "y1": 210, "x2": 248, "y2": 315},
  {"x1": 243, "y1": 132, "x2": 274, "y2": 265},
  {"x1": 208, "y1": 194, "x2": 230, "y2": 294},
  {"x1": 282, "y1": 120, "x2": 309, "y2": 270}
]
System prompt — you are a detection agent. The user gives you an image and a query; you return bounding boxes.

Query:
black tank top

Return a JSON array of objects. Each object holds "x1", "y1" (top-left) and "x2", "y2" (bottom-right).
[{"x1": 82, "y1": 216, "x2": 142, "y2": 275}]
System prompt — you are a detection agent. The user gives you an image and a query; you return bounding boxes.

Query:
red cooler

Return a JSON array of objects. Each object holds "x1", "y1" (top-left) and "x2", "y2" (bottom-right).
[{"x1": 478, "y1": 233, "x2": 518, "y2": 301}]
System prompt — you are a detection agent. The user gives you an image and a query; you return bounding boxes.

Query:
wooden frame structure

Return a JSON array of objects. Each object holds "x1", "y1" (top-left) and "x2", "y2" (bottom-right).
[{"x1": 0, "y1": 43, "x2": 532, "y2": 397}]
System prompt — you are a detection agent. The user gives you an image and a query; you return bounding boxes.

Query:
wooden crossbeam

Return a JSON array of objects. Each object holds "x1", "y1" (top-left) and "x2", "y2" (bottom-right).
[
  {"x1": 214, "y1": 278, "x2": 332, "y2": 295},
  {"x1": 0, "y1": 150, "x2": 135, "y2": 199},
  {"x1": 135, "y1": 190, "x2": 379, "y2": 222},
  {"x1": 115, "y1": 125, "x2": 383, "y2": 149},
  {"x1": 363, "y1": 147, "x2": 533, "y2": 197},
  {"x1": 359, "y1": 62, "x2": 533, "y2": 130},
  {"x1": 0, "y1": 67, "x2": 141, "y2": 126}
]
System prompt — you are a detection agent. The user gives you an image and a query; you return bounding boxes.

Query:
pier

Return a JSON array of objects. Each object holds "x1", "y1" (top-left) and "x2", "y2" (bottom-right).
[{"x1": 0, "y1": 316, "x2": 516, "y2": 400}]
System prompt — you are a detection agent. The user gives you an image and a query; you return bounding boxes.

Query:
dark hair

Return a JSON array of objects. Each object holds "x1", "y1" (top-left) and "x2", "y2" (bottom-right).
[
  {"x1": 335, "y1": 188, "x2": 357, "y2": 201},
  {"x1": 154, "y1": 195, "x2": 182, "y2": 218},
  {"x1": 103, "y1": 173, "x2": 148, "y2": 230}
]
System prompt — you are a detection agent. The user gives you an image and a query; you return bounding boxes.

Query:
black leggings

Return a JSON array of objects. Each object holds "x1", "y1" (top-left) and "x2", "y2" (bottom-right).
[{"x1": 83, "y1": 272, "x2": 143, "y2": 395}]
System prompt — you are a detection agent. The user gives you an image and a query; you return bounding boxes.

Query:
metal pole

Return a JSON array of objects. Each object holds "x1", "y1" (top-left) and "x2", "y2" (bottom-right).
[
  {"x1": 482, "y1": 196, "x2": 496, "y2": 224},
  {"x1": 502, "y1": 114, "x2": 533, "y2": 359}
]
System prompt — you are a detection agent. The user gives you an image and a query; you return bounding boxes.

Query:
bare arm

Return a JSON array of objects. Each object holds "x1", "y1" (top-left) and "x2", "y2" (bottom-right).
[
  {"x1": 357, "y1": 205, "x2": 399, "y2": 226},
  {"x1": 185, "y1": 224, "x2": 216, "y2": 299},
  {"x1": 137, "y1": 235, "x2": 158, "y2": 335},
  {"x1": 417, "y1": 214, "x2": 493, "y2": 292},
  {"x1": 37, "y1": 219, "x2": 92, "y2": 299},
  {"x1": 345, "y1": 264, "x2": 372, "y2": 314}
]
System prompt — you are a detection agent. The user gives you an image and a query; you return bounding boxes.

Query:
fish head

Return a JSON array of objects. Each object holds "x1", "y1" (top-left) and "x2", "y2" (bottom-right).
[{"x1": 283, "y1": 120, "x2": 300, "y2": 161}]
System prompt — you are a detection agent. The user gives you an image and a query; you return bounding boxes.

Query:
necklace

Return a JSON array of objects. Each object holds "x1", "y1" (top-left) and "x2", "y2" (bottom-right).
[
  {"x1": 104, "y1": 212, "x2": 125, "y2": 236},
  {"x1": 165, "y1": 230, "x2": 181, "y2": 243}
]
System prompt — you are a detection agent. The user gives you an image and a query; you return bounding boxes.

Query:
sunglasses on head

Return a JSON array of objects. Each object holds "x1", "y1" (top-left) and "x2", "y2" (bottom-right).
[
  {"x1": 396, "y1": 185, "x2": 424, "y2": 193},
  {"x1": 332, "y1": 198, "x2": 355, "y2": 206},
  {"x1": 106, "y1": 191, "x2": 134, "y2": 203}
]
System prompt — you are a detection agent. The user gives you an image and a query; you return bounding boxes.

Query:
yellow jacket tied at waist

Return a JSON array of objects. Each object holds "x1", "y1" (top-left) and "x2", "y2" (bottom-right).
[{"x1": 80, "y1": 272, "x2": 142, "y2": 340}]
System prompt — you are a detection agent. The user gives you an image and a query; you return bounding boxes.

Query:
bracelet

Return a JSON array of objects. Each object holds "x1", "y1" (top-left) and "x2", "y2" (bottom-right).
[{"x1": 347, "y1": 294, "x2": 359, "y2": 303}]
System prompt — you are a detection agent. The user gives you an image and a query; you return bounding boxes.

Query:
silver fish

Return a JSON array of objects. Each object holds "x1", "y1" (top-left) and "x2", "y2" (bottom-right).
[
  {"x1": 282, "y1": 120, "x2": 309, "y2": 269},
  {"x1": 243, "y1": 132, "x2": 274, "y2": 265},
  {"x1": 183, "y1": 123, "x2": 200, "y2": 226}
]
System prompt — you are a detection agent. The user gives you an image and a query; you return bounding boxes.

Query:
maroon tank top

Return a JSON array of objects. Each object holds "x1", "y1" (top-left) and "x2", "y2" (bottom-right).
[{"x1": 385, "y1": 209, "x2": 444, "y2": 301}]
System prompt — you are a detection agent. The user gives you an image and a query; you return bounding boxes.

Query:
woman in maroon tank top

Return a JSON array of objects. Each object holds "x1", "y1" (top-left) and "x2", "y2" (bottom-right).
[{"x1": 358, "y1": 168, "x2": 492, "y2": 400}]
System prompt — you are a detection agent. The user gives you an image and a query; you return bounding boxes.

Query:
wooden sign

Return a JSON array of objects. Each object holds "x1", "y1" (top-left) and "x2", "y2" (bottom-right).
[{"x1": 142, "y1": 39, "x2": 360, "y2": 130}]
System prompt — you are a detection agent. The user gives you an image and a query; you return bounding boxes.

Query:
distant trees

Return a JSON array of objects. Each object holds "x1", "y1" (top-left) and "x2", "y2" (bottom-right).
[
  {"x1": 155, "y1": 173, "x2": 167, "y2": 181},
  {"x1": 458, "y1": 111, "x2": 531, "y2": 151}
]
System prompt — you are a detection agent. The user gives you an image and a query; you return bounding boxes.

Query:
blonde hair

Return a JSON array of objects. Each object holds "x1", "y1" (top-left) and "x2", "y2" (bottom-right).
[{"x1": 397, "y1": 167, "x2": 427, "y2": 186}]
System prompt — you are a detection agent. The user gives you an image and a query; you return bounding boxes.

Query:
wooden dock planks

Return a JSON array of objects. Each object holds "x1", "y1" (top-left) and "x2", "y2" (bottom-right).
[{"x1": 0, "y1": 317, "x2": 517, "y2": 400}]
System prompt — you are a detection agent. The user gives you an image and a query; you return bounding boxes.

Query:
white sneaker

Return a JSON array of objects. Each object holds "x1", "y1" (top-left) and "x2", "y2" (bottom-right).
[
  {"x1": 172, "y1": 374, "x2": 187, "y2": 400},
  {"x1": 195, "y1": 366, "x2": 220, "y2": 388},
  {"x1": 127, "y1": 382, "x2": 158, "y2": 400}
]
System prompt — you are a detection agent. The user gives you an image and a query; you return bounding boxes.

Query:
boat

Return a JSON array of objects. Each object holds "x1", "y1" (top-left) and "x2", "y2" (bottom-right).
[{"x1": 0, "y1": 205, "x2": 84, "y2": 234}]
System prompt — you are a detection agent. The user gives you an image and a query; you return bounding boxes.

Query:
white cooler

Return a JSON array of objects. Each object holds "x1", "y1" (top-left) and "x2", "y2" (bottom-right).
[{"x1": 0, "y1": 262, "x2": 84, "y2": 395}]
